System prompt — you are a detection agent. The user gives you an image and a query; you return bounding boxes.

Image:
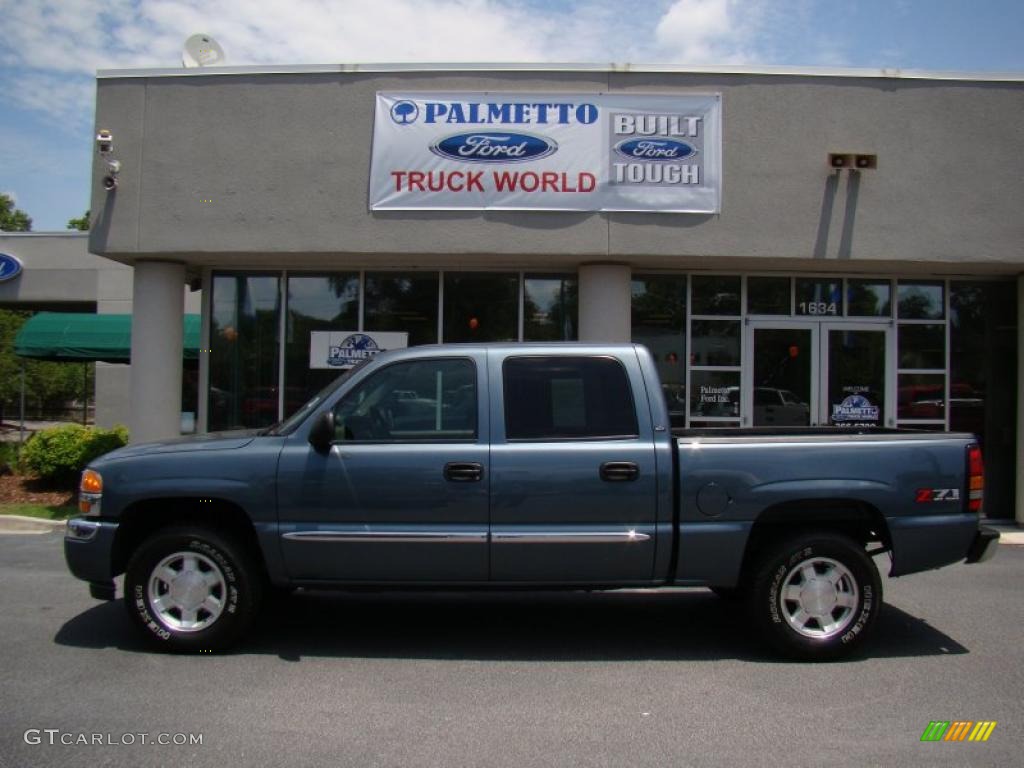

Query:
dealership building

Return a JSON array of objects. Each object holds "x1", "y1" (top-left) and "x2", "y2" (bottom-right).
[{"x1": 77, "y1": 63, "x2": 1022, "y2": 520}]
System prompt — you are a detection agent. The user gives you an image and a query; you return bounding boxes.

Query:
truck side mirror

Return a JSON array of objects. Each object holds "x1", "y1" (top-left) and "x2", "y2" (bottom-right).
[{"x1": 308, "y1": 411, "x2": 335, "y2": 453}]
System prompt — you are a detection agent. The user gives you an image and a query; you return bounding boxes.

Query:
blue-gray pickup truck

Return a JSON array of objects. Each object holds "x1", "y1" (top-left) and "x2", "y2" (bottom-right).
[{"x1": 65, "y1": 343, "x2": 999, "y2": 659}]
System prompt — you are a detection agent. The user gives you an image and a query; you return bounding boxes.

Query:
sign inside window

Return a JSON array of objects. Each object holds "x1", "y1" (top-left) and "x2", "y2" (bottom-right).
[{"x1": 797, "y1": 301, "x2": 838, "y2": 316}]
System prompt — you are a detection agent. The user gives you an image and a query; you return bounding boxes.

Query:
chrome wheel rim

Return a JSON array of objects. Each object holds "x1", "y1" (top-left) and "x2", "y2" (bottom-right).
[
  {"x1": 147, "y1": 551, "x2": 226, "y2": 633},
  {"x1": 780, "y1": 556, "x2": 859, "y2": 639}
]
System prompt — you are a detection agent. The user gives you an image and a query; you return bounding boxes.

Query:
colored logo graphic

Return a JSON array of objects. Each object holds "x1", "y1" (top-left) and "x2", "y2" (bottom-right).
[
  {"x1": 921, "y1": 721, "x2": 997, "y2": 742},
  {"x1": 327, "y1": 333, "x2": 381, "y2": 367},
  {"x1": 390, "y1": 100, "x2": 419, "y2": 125},
  {"x1": 832, "y1": 394, "x2": 879, "y2": 423},
  {"x1": 0, "y1": 252, "x2": 23, "y2": 282},
  {"x1": 430, "y1": 132, "x2": 557, "y2": 163},
  {"x1": 613, "y1": 138, "x2": 696, "y2": 162}
]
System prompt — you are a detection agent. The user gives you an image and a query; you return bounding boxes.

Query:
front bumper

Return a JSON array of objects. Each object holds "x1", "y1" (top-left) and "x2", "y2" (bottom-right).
[
  {"x1": 64, "y1": 518, "x2": 119, "y2": 599},
  {"x1": 965, "y1": 526, "x2": 1000, "y2": 564}
]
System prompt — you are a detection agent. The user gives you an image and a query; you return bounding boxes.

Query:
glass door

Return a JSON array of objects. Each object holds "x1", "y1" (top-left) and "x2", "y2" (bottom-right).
[
  {"x1": 746, "y1": 323, "x2": 817, "y2": 427},
  {"x1": 820, "y1": 324, "x2": 893, "y2": 428}
]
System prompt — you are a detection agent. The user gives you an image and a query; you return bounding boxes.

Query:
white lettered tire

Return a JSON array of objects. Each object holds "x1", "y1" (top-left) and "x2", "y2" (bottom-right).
[
  {"x1": 124, "y1": 527, "x2": 261, "y2": 652},
  {"x1": 749, "y1": 531, "x2": 882, "y2": 661}
]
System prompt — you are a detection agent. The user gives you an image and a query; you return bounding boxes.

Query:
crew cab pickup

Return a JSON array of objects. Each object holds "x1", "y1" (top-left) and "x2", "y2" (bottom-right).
[{"x1": 65, "y1": 344, "x2": 999, "y2": 659}]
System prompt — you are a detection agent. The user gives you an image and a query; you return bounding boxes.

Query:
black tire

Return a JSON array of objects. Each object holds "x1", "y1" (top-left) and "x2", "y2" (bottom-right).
[
  {"x1": 748, "y1": 531, "x2": 882, "y2": 661},
  {"x1": 124, "y1": 526, "x2": 262, "y2": 652}
]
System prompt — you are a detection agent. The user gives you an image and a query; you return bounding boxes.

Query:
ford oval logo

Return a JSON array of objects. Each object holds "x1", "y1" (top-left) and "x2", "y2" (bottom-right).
[
  {"x1": 613, "y1": 138, "x2": 696, "y2": 161},
  {"x1": 0, "y1": 252, "x2": 23, "y2": 283},
  {"x1": 430, "y1": 132, "x2": 557, "y2": 163}
]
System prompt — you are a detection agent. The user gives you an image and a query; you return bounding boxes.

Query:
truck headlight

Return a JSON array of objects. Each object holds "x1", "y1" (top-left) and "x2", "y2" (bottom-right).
[{"x1": 78, "y1": 469, "x2": 102, "y2": 516}]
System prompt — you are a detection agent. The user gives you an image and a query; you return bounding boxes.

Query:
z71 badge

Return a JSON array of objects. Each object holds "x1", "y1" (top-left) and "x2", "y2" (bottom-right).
[{"x1": 915, "y1": 488, "x2": 961, "y2": 503}]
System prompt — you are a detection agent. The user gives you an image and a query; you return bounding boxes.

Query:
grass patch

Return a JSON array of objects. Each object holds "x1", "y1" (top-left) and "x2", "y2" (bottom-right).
[{"x1": 0, "y1": 504, "x2": 77, "y2": 520}]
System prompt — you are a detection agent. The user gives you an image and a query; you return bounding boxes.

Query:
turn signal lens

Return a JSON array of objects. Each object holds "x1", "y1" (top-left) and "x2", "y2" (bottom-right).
[{"x1": 80, "y1": 470, "x2": 102, "y2": 495}]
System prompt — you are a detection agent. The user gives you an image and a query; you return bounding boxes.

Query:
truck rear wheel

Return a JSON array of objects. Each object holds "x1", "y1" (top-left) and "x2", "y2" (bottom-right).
[
  {"x1": 124, "y1": 526, "x2": 261, "y2": 652},
  {"x1": 749, "y1": 531, "x2": 882, "y2": 661}
]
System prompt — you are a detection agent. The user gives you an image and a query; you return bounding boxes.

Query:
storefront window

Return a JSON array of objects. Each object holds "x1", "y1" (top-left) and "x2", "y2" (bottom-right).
[
  {"x1": 691, "y1": 275, "x2": 740, "y2": 316},
  {"x1": 632, "y1": 275, "x2": 687, "y2": 424},
  {"x1": 443, "y1": 272, "x2": 518, "y2": 343},
  {"x1": 898, "y1": 324, "x2": 945, "y2": 370},
  {"x1": 795, "y1": 279, "x2": 843, "y2": 317},
  {"x1": 747, "y1": 277, "x2": 791, "y2": 315},
  {"x1": 846, "y1": 280, "x2": 891, "y2": 317},
  {"x1": 951, "y1": 281, "x2": 1017, "y2": 518},
  {"x1": 523, "y1": 275, "x2": 578, "y2": 341},
  {"x1": 898, "y1": 281, "x2": 944, "y2": 320},
  {"x1": 690, "y1": 370, "x2": 741, "y2": 419},
  {"x1": 209, "y1": 274, "x2": 281, "y2": 431},
  {"x1": 285, "y1": 274, "x2": 359, "y2": 413},
  {"x1": 364, "y1": 272, "x2": 439, "y2": 346},
  {"x1": 691, "y1": 320, "x2": 741, "y2": 366},
  {"x1": 897, "y1": 373, "x2": 946, "y2": 421}
]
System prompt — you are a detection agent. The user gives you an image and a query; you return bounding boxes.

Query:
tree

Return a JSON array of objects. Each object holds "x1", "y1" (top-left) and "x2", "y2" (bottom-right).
[
  {"x1": 67, "y1": 211, "x2": 90, "y2": 231},
  {"x1": 0, "y1": 193, "x2": 32, "y2": 231}
]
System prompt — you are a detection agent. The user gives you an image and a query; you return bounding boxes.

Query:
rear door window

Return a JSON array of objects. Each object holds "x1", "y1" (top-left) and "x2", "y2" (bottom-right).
[{"x1": 503, "y1": 356, "x2": 638, "y2": 440}]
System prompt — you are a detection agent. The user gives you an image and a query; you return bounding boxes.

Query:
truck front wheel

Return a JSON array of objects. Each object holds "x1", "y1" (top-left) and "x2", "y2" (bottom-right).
[
  {"x1": 124, "y1": 527, "x2": 261, "y2": 652},
  {"x1": 749, "y1": 531, "x2": 882, "y2": 661}
]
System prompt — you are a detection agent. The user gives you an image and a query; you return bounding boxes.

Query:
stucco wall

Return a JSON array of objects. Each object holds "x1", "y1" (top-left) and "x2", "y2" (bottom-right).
[{"x1": 89, "y1": 68, "x2": 1024, "y2": 272}]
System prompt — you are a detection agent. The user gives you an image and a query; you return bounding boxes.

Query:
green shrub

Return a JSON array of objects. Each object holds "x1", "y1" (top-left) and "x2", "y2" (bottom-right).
[
  {"x1": 19, "y1": 424, "x2": 129, "y2": 486},
  {"x1": 0, "y1": 441, "x2": 18, "y2": 475}
]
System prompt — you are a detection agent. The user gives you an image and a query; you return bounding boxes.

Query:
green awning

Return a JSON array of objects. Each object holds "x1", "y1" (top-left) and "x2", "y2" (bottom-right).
[{"x1": 14, "y1": 312, "x2": 200, "y2": 363}]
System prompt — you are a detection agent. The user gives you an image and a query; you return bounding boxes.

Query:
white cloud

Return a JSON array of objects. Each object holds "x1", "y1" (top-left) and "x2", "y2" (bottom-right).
[{"x1": 0, "y1": 0, "x2": 801, "y2": 128}]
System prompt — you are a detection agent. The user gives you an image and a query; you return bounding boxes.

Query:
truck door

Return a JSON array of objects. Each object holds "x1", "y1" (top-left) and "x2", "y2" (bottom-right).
[
  {"x1": 276, "y1": 352, "x2": 489, "y2": 582},
  {"x1": 489, "y1": 351, "x2": 659, "y2": 583}
]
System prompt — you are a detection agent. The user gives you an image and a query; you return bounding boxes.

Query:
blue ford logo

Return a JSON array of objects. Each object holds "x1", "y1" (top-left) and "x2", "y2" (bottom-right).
[
  {"x1": 328, "y1": 333, "x2": 381, "y2": 367},
  {"x1": 430, "y1": 132, "x2": 557, "y2": 163},
  {"x1": 0, "y1": 252, "x2": 23, "y2": 283},
  {"x1": 613, "y1": 138, "x2": 696, "y2": 161}
]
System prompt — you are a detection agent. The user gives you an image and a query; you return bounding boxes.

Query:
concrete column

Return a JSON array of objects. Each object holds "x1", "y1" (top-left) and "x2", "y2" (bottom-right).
[
  {"x1": 578, "y1": 264, "x2": 632, "y2": 342},
  {"x1": 130, "y1": 261, "x2": 185, "y2": 443},
  {"x1": 1017, "y1": 274, "x2": 1024, "y2": 525}
]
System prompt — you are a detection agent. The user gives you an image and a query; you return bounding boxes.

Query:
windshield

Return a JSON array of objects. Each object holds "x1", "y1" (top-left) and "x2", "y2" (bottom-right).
[{"x1": 263, "y1": 358, "x2": 371, "y2": 436}]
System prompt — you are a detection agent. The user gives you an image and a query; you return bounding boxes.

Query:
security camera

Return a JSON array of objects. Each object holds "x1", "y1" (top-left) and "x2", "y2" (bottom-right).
[
  {"x1": 102, "y1": 158, "x2": 121, "y2": 191},
  {"x1": 96, "y1": 129, "x2": 113, "y2": 154}
]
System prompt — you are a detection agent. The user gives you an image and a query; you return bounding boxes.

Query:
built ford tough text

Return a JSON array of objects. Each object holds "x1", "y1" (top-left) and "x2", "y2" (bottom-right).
[{"x1": 65, "y1": 344, "x2": 999, "y2": 660}]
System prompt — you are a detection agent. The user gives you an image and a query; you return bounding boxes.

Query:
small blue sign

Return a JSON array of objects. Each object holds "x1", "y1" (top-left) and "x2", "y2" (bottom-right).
[
  {"x1": 0, "y1": 253, "x2": 23, "y2": 282},
  {"x1": 613, "y1": 138, "x2": 696, "y2": 162}
]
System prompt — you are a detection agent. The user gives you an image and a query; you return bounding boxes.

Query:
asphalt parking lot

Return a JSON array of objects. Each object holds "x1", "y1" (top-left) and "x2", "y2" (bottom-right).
[{"x1": 0, "y1": 531, "x2": 1021, "y2": 768}]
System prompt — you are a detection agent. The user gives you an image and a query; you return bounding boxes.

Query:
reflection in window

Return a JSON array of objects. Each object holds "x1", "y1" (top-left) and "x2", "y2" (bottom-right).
[
  {"x1": 209, "y1": 274, "x2": 281, "y2": 430},
  {"x1": 285, "y1": 274, "x2": 359, "y2": 413},
  {"x1": 691, "y1": 275, "x2": 740, "y2": 316},
  {"x1": 691, "y1": 320, "x2": 741, "y2": 366},
  {"x1": 333, "y1": 358, "x2": 477, "y2": 441},
  {"x1": 524, "y1": 276, "x2": 578, "y2": 341},
  {"x1": 443, "y1": 273, "x2": 518, "y2": 343},
  {"x1": 747, "y1": 277, "x2": 791, "y2": 315},
  {"x1": 364, "y1": 273, "x2": 439, "y2": 346},
  {"x1": 897, "y1": 373, "x2": 946, "y2": 421},
  {"x1": 690, "y1": 370, "x2": 740, "y2": 419},
  {"x1": 631, "y1": 275, "x2": 687, "y2": 423},
  {"x1": 898, "y1": 281, "x2": 944, "y2": 320},
  {"x1": 847, "y1": 280, "x2": 892, "y2": 317}
]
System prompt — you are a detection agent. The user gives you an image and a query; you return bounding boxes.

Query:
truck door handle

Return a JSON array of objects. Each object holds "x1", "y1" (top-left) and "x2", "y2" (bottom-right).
[
  {"x1": 600, "y1": 462, "x2": 639, "y2": 482},
  {"x1": 444, "y1": 462, "x2": 483, "y2": 482}
]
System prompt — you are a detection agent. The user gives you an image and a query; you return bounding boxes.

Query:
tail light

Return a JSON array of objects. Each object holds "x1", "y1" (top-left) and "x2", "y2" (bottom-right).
[{"x1": 967, "y1": 445, "x2": 984, "y2": 514}]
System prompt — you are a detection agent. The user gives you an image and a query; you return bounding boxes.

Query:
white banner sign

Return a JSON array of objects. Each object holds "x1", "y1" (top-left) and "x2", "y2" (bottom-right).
[
  {"x1": 370, "y1": 91, "x2": 721, "y2": 213},
  {"x1": 309, "y1": 331, "x2": 408, "y2": 370}
]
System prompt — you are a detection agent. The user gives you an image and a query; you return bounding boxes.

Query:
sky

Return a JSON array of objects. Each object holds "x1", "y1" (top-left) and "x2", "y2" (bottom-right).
[{"x1": 0, "y1": 0, "x2": 1022, "y2": 231}]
